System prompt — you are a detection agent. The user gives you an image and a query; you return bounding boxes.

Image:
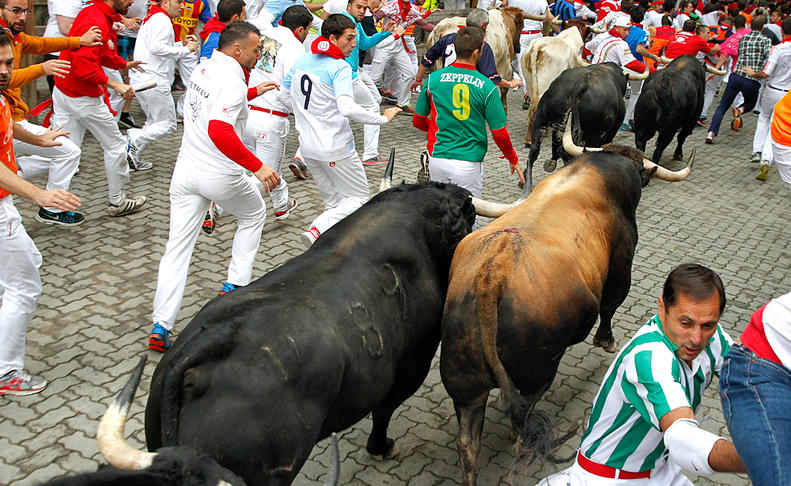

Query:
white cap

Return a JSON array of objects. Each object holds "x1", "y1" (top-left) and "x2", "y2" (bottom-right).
[{"x1": 613, "y1": 14, "x2": 632, "y2": 28}]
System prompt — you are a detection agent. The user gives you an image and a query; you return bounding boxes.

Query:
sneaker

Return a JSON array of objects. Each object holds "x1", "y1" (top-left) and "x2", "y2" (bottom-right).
[
  {"x1": 274, "y1": 199, "x2": 298, "y2": 220},
  {"x1": 756, "y1": 162, "x2": 770, "y2": 181},
  {"x1": 219, "y1": 282, "x2": 237, "y2": 295},
  {"x1": 619, "y1": 122, "x2": 633, "y2": 132},
  {"x1": 732, "y1": 107, "x2": 742, "y2": 118},
  {"x1": 362, "y1": 155, "x2": 389, "y2": 165},
  {"x1": 289, "y1": 157, "x2": 309, "y2": 180},
  {"x1": 118, "y1": 112, "x2": 139, "y2": 129},
  {"x1": 148, "y1": 323, "x2": 171, "y2": 352},
  {"x1": 378, "y1": 89, "x2": 398, "y2": 104},
  {"x1": 750, "y1": 151, "x2": 762, "y2": 163},
  {"x1": 35, "y1": 207, "x2": 84, "y2": 227},
  {"x1": 696, "y1": 118, "x2": 706, "y2": 127},
  {"x1": 202, "y1": 202, "x2": 218, "y2": 235},
  {"x1": 731, "y1": 117, "x2": 742, "y2": 131},
  {"x1": 397, "y1": 105, "x2": 415, "y2": 115},
  {"x1": 301, "y1": 226, "x2": 321, "y2": 248},
  {"x1": 0, "y1": 369, "x2": 47, "y2": 396},
  {"x1": 416, "y1": 150, "x2": 430, "y2": 183},
  {"x1": 705, "y1": 131, "x2": 714, "y2": 144},
  {"x1": 108, "y1": 192, "x2": 147, "y2": 217},
  {"x1": 126, "y1": 137, "x2": 153, "y2": 171},
  {"x1": 753, "y1": 110, "x2": 760, "y2": 116}
]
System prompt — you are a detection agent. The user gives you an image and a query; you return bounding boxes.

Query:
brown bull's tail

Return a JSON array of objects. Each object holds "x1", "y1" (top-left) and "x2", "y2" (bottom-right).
[{"x1": 473, "y1": 236, "x2": 576, "y2": 465}]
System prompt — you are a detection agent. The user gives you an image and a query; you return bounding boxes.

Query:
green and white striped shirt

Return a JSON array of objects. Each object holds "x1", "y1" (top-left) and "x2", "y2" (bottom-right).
[{"x1": 579, "y1": 315, "x2": 732, "y2": 472}]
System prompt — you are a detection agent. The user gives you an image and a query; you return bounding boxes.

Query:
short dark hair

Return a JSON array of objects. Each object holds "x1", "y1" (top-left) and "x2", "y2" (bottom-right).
[
  {"x1": 662, "y1": 0, "x2": 674, "y2": 12},
  {"x1": 682, "y1": 18, "x2": 697, "y2": 31},
  {"x1": 217, "y1": 0, "x2": 245, "y2": 23},
  {"x1": 734, "y1": 13, "x2": 747, "y2": 28},
  {"x1": 751, "y1": 14, "x2": 766, "y2": 30},
  {"x1": 321, "y1": 13, "x2": 355, "y2": 38},
  {"x1": 720, "y1": 15, "x2": 734, "y2": 26},
  {"x1": 282, "y1": 5, "x2": 312, "y2": 31},
  {"x1": 662, "y1": 264, "x2": 726, "y2": 314},
  {"x1": 661, "y1": 14, "x2": 673, "y2": 25},
  {"x1": 455, "y1": 26, "x2": 484, "y2": 59},
  {"x1": 217, "y1": 21, "x2": 260, "y2": 49},
  {"x1": 621, "y1": 0, "x2": 634, "y2": 14},
  {"x1": 0, "y1": 31, "x2": 11, "y2": 49},
  {"x1": 783, "y1": 16, "x2": 791, "y2": 35},
  {"x1": 630, "y1": 6, "x2": 645, "y2": 23},
  {"x1": 696, "y1": 24, "x2": 709, "y2": 36}
]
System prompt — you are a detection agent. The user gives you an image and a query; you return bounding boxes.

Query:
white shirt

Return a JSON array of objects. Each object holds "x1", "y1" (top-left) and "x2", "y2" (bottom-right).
[
  {"x1": 701, "y1": 10, "x2": 722, "y2": 26},
  {"x1": 508, "y1": 0, "x2": 548, "y2": 33},
  {"x1": 284, "y1": 52, "x2": 357, "y2": 160},
  {"x1": 44, "y1": 0, "x2": 86, "y2": 55},
  {"x1": 130, "y1": 12, "x2": 193, "y2": 88},
  {"x1": 763, "y1": 291, "x2": 791, "y2": 372},
  {"x1": 179, "y1": 50, "x2": 251, "y2": 175},
  {"x1": 249, "y1": 25, "x2": 306, "y2": 113},
  {"x1": 588, "y1": 32, "x2": 636, "y2": 67},
  {"x1": 642, "y1": 9, "x2": 663, "y2": 29},
  {"x1": 322, "y1": 0, "x2": 348, "y2": 15},
  {"x1": 763, "y1": 41, "x2": 791, "y2": 90},
  {"x1": 122, "y1": 0, "x2": 150, "y2": 38}
]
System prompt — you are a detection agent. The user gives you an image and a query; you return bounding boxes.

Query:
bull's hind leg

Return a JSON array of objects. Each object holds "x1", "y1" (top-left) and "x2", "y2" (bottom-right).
[
  {"x1": 651, "y1": 129, "x2": 676, "y2": 165},
  {"x1": 455, "y1": 394, "x2": 488, "y2": 486},
  {"x1": 673, "y1": 123, "x2": 695, "y2": 161}
]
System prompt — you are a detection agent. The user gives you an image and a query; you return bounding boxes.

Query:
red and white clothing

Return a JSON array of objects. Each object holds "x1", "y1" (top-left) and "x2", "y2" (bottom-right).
[
  {"x1": 52, "y1": 0, "x2": 132, "y2": 205},
  {"x1": 0, "y1": 95, "x2": 42, "y2": 378},
  {"x1": 152, "y1": 50, "x2": 267, "y2": 331},
  {"x1": 596, "y1": 0, "x2": 620, "y2": 22},
  {"x1": 43, "y1": 0, "x2": 87, "y2": 56},
  {"x1": 642, "y1": 8, "x2": 664, "y2": 29},
  {"x1": 128, "y1": 7, "x2": 195, "y2": 158},
  {"x1": 588, "y1": 31, "x2": 640, "y2": 71},
  {"x1": 509, "y1": 0, "x2": 548, "y2": 95},
  {"x1": 741, "y1": 291, "x2": 791, "y2": 371},
  {"x1": 664, "y1": 31, "x2": 713, "y2": 59},
  {"x1": 753, "y1": 40, "x2": 791, "y2": 166},
  {"x1": 243, "y1": 25, "x2": 305, "y2": 212}
]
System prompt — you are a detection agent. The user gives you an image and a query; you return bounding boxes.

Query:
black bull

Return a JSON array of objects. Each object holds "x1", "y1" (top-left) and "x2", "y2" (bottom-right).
[
  {"x1": 634, "y1": 54, "x2": 705, "y2": 164},
  {"x1": 145, "y1": 182, "x2": 476, "y2": 485},
  {"x1": 526, "y1": 62, "x2": 628, "y2": 190}
]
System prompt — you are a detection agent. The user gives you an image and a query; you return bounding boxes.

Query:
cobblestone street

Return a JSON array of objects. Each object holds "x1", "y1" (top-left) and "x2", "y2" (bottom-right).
[{"x1": 1, "y1": 86, "x2": 789, "y2": 486}]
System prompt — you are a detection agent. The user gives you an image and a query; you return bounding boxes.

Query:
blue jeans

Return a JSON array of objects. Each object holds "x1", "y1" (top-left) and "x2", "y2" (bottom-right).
[
  {"x1": 720, "y1": 344, "x2": 791, "y2": 486},
  {"x1": 708, "y1": 73, "x2": 761, "y2": 136}
]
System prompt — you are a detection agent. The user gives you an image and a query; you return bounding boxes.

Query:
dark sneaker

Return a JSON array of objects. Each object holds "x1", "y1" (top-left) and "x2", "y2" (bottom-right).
[
  {"x1": 362, "y1": 155, "x2": 389, "y2": 166},
  {"x1": 416, "y1": 150, "x2": 430, "y2": 183},
  {"x1": 219, "y1": 282, "x2": 237, "y2": 295},
  {"x1": 108, "y1": 192, "x2": 147, "y2": 217},
  {"x1": 35, "y1": 207, "x2": 84, "y2": 227},
  {"x1": 148, "y1": 323, "x2": 171, "y2": 352},
  {"x1": 118, "y1": 112, "x2": 139, "y2": 129},
  {"x1": 274, "y1": 199, "x2": 298, "y2": 221},
  {"x1": 301, "y1": 226, "x2": 321, "y2": 248},
  {"x1": 0, "y1": 369, "x2": 47, "y2": 396},
  {"x1": 378, "y1": 88, "x2": 398, "y2": 104},
  {"x1": 202, "y1": 202, "x2": 218, "y2": 235},
  {"x1": 397, "y1": 105, "x2": 415, "y2": 115},
  {"x1": 127, "y1": 137, "x2": 153, "y2": 171},
  {"x1": 289, "y1": 157, "x2": 309, "y2": 180},
  {"x1": 750, "y1": 151, "x2": 762, "y2": 163}
]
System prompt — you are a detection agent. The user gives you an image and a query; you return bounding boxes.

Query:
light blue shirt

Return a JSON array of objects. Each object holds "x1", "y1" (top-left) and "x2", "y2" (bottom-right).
[
  {"x1": 264, "y1": 0, "x2": 309, "y2": 25},
  {"x1": 341, "y1": 11, "x2": 391, "y2": 80}
]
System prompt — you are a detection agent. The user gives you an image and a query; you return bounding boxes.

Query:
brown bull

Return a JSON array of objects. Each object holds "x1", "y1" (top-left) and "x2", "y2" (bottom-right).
[{"x1": 439, "y1": 144, "x2": 694, "y2": 486}]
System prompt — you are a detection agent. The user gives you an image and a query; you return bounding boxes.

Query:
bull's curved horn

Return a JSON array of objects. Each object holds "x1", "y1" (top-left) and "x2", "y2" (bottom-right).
[
  {"x1": 377, "y1": 147, "x2": 395, "y2": 193},
  {"x1": 625, "y1": 64, "x2": 650, "y2": 80},
  {"x1": 575, "y1": 51, "x2": 590, "y2": 67},
  {"x1": 562, "y1": 110, "x2": 603, "y2": 157},
  {"x1": 643, "y1": 148, "x2": 695, "y2": 182},
  {"x1": 323, "y1": 433, "x2": 341, "y2": 486},
  {"x1": 470, "y1": 196, "x2": 526, "y2": 218},
  {"x1": 523, "y1": 12, "x2": 548, "y2": 21},
  {"x1": 97, "y1": 354, "x2": 157, "y2": 470},
  {"x1": 658, "y1": 55, "x2": 673, "y2": 64},
  {"x1": 589, "y1": 25, "x2": 606, "y2": 33},
  {"x1": 705, "y1": 64, "x2": 727, "y2": 76}
]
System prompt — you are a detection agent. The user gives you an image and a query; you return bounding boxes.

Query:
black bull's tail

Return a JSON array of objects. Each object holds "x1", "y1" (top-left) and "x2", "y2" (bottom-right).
[{"x1": 473, "y1": 245, "x2": 576, "y2": 465}]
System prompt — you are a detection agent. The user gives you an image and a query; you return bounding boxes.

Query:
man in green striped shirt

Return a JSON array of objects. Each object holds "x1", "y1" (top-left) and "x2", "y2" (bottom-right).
[{"x1": 538, "y1": 264, "x2": 746, "y2": 485}]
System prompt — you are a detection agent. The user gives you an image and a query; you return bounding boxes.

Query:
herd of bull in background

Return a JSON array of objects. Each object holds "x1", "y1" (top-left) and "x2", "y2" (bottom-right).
[{"x1": 37, "y1": 11, "x2": 714, "y2": 486}]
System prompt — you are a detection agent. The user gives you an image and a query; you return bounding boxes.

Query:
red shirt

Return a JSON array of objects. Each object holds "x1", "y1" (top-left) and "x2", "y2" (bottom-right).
[
  {"x1": 664, "y1": 31, "x2": 713, "y2": 58},
  {"x1": 55, "y1": 1, "x2": 127, "y2": 98},
  {"x1": 0, "y1": 96, "x2": 16, "y2": 199},
  {"x1": 741, "y1": 304, "x2": 782, "y2": 365}
]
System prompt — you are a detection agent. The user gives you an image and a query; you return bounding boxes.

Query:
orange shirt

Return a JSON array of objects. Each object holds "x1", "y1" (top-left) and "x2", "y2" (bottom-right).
[
  {"x1": 0, "y1": 95, "x2": 17, "y2": 199},
  {"x1": 771, "y1": 90, "x2": 791, "y2": 147}
]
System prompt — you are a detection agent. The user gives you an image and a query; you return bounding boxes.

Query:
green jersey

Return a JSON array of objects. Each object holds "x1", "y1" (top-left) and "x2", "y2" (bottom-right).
[
  {"x1": 414, "y1": 63, "x2": 507, "y2": 162},
  {"x1": 578, "y1": 315, "x2": 732, "y2": 473}
]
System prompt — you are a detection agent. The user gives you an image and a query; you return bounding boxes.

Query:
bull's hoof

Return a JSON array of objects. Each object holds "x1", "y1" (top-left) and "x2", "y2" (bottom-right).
[
  {"x1": 593, "y1": 335, "x2": 617, "y2": 353},
  {"x1": 366, "y1": 438, "x2": 399, "y2": 461},
  {"x1": 544, "y1": 159, "x2": 557, "y2": 173},
  {"x1": 673, "y1": 153, "x2": 683, "y2": 161}
]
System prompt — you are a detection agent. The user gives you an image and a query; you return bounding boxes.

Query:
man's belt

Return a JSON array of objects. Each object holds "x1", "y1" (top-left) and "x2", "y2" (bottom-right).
[
  {"x1": 522, "y1": 30, "x2": 542, "y2": 34},
  {"x1": 577, "y1": 451, "x2": 651, "y2": 479},
  {"x1": 249, "y1": 105, "x2": 288, "y2": 117},
  {"x1": 768, "y1": 85, "x2": 790, "y2": 92}
]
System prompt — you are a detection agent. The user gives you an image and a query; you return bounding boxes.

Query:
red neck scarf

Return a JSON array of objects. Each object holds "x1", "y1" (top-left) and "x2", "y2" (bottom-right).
[
  {"x1": 608, "y1": 27, "x2": 625, "y2": 38},
  {"x1": 311, "y1": 36, "x2": 345, "y2": 59},
  {"x1": 0, "y1": 18, "x2": 19, "y2": 43},
  {"x1": 144, "y1": 4, "x2": 171, "y2": 23}
]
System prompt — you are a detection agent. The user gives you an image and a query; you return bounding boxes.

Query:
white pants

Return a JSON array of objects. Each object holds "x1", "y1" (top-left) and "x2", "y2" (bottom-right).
[
  {"x1": 624, "y1": 79, "x2": 643, "y2": 124},
  {"x1": 128, "y1": 85, "x2": 177, "y2": 156},
  {"x1": 353, "y1": 73, "x2": 382, "y2": 160},
  {"x1": 176, "y1": 53, "x2": 198, "y2": 117},
  {"x1": 242, "y1": 109, "x2": 290, "y2": 211},
  {"x1": 152, "y1": 160, "x2": 266, "y2": 330},
  {"x1": 303, "y1": 152, "x2": 369, "y2": 235},
  {"x1": 370, "y1": 37, "x2": 416, "y2": 107},
  {"x1": 0, "y1": 196, "x2": 42, "y2": 376},
  {"x1": 51, "y1": 87, "x2": 130, "y2": 202},
  {"x1": 535, "y1": 456, "x2": 692, "y2": 486},
  {"x1": 104, "y1": 68, "x2": 125, "y2": 120},
  {"x1": 701, "y1": 73, "x2": 723, "y2": 119},
  {"x1": 753, "y1": 86, "x2": 786, "y2": 161},
  {"x1": 428, "y1": 156, "x2": 483, "y2": 197},
  {"x1": 771, "y1": 139, "x2": 791, "y2": 193},
  {"x1": 517, "y1": 33, "x2": 542, "y2": 97},
  {"x1": 13, "y1": 120, "x2": 80, "y2": 213}
]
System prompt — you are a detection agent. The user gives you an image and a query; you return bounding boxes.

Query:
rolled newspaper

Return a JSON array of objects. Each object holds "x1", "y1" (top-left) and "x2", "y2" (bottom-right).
[{"x1": 131, "y1": 79, "x2": 157, "y2": 93}]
